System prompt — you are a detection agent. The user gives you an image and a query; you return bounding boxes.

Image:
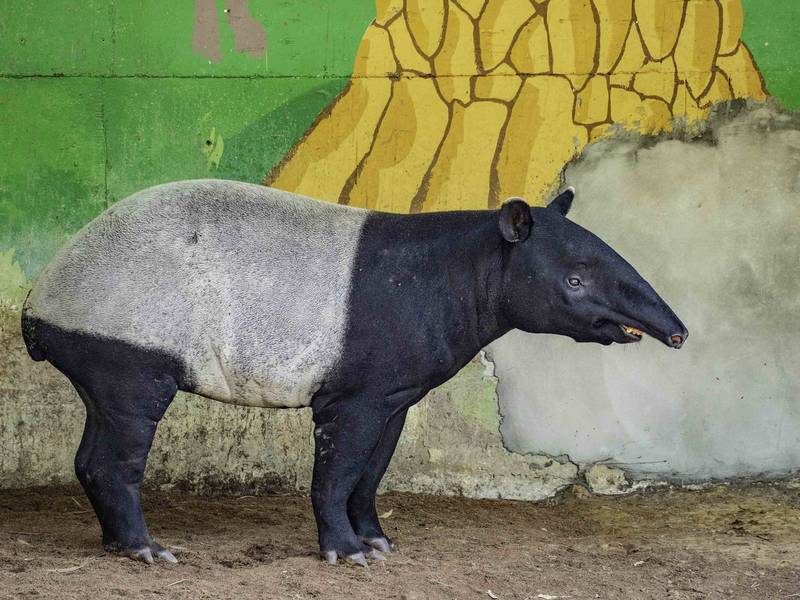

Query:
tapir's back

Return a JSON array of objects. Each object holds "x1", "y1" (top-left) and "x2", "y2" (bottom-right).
[{"x1": 25, "y1": 180, "x2": 368, "y2": 407}]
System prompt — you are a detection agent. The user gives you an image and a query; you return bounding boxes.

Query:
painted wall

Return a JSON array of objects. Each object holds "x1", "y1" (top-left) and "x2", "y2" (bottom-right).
[
  {"x1": 1, "y1": 0, "x2": 799, "y2": 496},
  {"x1": 268, "y1": 0, "x2": 768, "y2": 208}
]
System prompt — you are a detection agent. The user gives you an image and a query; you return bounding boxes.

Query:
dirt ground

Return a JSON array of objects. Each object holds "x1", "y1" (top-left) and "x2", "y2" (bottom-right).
[{"x1": 1, "y1": 484, "x2": 799, "y2": 600}]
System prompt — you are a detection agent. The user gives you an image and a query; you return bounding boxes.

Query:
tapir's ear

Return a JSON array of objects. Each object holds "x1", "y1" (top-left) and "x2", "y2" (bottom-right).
[
  {"x1": 548, "y1": 187, "x2": 574, "y2": 216},
  {"x1": 499, "y1": 197, "x2": 532, "y2": 243}
]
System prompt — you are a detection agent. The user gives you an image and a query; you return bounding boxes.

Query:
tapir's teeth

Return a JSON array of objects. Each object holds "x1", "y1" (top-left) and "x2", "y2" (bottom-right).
[{"x1": 623, "y1": 325, "x2": 644, "y2": 336}]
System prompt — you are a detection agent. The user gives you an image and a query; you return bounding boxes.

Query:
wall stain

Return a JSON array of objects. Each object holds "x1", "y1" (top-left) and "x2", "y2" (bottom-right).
[
  {"x1": 193, "y1": 0, "x2": 268, "y2": 64},
  {"x1": 204, "y1": 127, "x2": 225, "y2": 170}
]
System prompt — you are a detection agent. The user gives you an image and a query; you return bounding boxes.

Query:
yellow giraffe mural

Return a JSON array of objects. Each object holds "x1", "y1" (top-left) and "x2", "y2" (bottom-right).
[{"x1": 266, "y1": 0, "x2": 766, "y2": 212}]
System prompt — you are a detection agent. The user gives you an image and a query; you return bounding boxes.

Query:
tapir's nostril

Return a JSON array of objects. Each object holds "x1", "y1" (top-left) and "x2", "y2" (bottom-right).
[{"x1": 670, "y1": 332, "x2": 687, "y2": 349}]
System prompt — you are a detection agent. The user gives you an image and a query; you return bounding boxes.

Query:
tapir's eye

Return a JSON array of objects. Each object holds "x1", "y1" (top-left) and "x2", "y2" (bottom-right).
[{"x1": 567, "y1": 276, "x2": 581, "y2": 288}]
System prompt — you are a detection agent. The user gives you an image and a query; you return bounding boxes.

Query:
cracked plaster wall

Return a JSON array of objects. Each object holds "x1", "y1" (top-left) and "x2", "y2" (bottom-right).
[{"x1": 491, "y1": 104, "x2": 800, "y2": 485}]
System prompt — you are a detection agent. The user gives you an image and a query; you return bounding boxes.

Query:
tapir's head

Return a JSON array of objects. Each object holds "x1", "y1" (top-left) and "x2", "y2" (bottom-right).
[{"x1": 497, "y1": 189, "x2": 688, "y2": 348}]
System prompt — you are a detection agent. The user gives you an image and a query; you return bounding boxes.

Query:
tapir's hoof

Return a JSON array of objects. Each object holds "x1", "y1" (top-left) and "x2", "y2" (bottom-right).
[
  {"x1": 321, "y1": 548, "x2": 384, "y2": 566},
  {"x1": 115, "y1": 542, "x2": 178, "y2": 564},
  {"x1": 362, "y1": 536, "x2": 395, "y2": 553}
]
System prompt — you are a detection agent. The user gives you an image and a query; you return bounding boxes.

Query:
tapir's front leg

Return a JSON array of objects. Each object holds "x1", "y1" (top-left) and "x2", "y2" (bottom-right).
[
  {"x1": 310, "y1": 398, "x2": 392, "y2": 565},
  {"x1": 347, "y1": 409, "x2": 408, "y2": 553}
]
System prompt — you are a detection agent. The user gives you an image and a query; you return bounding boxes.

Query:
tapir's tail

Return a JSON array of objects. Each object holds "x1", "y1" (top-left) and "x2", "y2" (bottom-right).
[{"x1": 21, "y1": 290, "x2": 46, "y2": 361}]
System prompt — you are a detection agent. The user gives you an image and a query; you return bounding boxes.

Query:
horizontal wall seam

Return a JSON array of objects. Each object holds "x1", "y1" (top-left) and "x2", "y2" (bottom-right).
[
  {"x1": 0, "y1": 73, "x2": 352, "y2": 80},
  {"x1": 2, "y1": 69, "x2": 792, "y2": 81}
]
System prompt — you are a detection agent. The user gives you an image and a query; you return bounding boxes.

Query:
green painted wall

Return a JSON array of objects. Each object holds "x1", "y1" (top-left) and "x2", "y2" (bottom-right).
[
  {"x1": 0, "y1": 0, "x2": 376, "y2": 283},
  {"x1": 742, "y1": 0, "x2": 800, "y2": 111},
  {"x1": 1, "y1": 0, "x2": 798, "y2": 286}
]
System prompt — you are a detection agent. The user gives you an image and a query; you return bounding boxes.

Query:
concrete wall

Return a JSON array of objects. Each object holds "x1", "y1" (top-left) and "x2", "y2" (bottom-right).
[
  {"x1": 492, "y1": 104, "x2": 800, "y2": 482},
  {"x1": 2, "y1": 1, "x2": 800, "y2": 497}
]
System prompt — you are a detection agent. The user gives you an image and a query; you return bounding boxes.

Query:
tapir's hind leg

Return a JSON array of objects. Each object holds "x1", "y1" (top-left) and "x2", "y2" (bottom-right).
[
  {"x1": 347, "y1": 409, "x2": 408, "y2": 553},
  {"x1": 70, "y1": 375, "x2": 177, "y2": 563},
  {"x1": 29, "y1": 320, "x2": 183, "y2": 563}
]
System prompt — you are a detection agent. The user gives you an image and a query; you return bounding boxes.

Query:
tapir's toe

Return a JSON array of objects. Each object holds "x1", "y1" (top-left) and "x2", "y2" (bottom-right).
[
  {"x1": 321, "y1": 547, "x2": 388, "y2": 566},
  {"x1": 154, "y1": 546, "x2": 179, "y2": 563},
  {"x1": 362, "y1": 536, "x2": 395, "y2": 553},
  {"x1": 121, "y1": 541, "x2": 178, "y2": 565},
  {"x1": 130, "y1": 546, "x2": 155, "y2": 564},
  {"x1": 366, "y1": 548, "x2": 386, "y2": 561},
  {"x1": 347, "y1": 551, "x2": 369, "y2": 566}
]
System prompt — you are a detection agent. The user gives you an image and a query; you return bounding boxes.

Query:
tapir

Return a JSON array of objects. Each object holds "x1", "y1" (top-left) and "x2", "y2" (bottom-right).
[{"x1": 21, "y1": 179, "x2": 688, "y2": 565}]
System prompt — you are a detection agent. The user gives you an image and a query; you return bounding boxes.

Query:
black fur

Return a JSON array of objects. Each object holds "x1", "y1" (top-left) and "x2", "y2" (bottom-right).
[
  {"x1": 307, "y1": 194, "x2": 686, "y2": 559},
  {"x1": 309, "y1": 209, "x2": 509, "y2": 557}
]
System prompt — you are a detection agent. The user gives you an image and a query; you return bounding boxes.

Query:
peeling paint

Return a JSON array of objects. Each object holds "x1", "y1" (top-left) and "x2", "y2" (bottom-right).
[
  {"x1": 192, "y1": 0, "x2": 222, "y2": 63},
  {"x1": 193, "y1": 0, "x2": 268, "y2": 65},
  {"x1": 224, "y1": 0, "x2": 268, "y2": 61}
]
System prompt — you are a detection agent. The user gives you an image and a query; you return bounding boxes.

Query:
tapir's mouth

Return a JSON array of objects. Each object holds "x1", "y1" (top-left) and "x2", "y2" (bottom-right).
[
  {"x1": 593, "y1": 318, "x2": 646, "y2": 344},
  {"x1": 619, "y1": 324, "x2": 644, "y2": 341}
]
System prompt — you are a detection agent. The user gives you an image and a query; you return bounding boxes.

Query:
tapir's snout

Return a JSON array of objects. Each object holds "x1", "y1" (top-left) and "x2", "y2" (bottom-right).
[
  {"x1": 648, "y1": 300, "x2": 688, "y2": 350},
  {"x1": 599, "y1": 277, "x2": 689, "y2": 350},
  {"x1": 631, "y1": 298, "x2": 688, "y2": 350},
  {"x1": 669, "y1": 329, "x2": 688, "y2": 349}
]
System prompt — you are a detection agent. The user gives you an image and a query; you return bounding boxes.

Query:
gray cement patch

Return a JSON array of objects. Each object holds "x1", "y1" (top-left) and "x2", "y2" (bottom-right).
[{"x1": 492, "y1": 103, "x2": 800, "y2": 482}]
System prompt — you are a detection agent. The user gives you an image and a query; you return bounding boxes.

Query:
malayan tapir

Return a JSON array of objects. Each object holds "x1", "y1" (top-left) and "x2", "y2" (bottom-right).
[{"x1": 21, "y1": 180, "x2": 688, "y2": 566}]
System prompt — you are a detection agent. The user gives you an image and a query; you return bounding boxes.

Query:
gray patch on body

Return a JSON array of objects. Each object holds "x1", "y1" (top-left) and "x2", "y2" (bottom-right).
[{"x1": 26, "y1": 180, "x2": 367, "y2": 408}]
